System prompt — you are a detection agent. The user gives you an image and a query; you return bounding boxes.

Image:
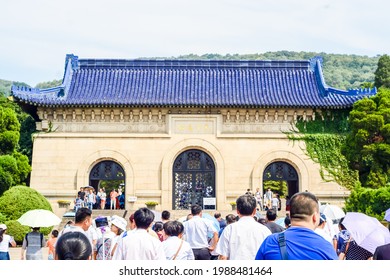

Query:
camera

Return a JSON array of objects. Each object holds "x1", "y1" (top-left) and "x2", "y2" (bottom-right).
[{"x1": 95, "y1": 217, "x2": 108, "y2": 228}]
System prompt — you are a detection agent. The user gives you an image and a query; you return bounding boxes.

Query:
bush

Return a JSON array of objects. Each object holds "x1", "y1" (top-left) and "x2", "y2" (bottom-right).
[
  {"x1": 345, "y1": 184, "x2": 390, "y2": 220},
  {"x1": 5, "y1": 220, "x2": 30, "y2": 244},
  {"x1": 0, "y1": 185, "x2": 52, "y2": 220},
  {"x1": 0, "y1": 186, "x2": 53, "y2": 242},
  {"x1": 0, "y1": 212, "x2": 7, "y2": 223}
]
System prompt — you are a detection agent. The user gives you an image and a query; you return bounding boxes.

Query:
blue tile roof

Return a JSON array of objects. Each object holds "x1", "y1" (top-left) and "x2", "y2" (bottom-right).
[{"x1": 11, "y1": 54, "x2": 376, "y2": 109}]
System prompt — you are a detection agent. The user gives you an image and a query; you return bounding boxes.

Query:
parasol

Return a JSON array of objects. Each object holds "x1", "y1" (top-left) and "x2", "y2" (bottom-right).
[{"x1": 17, "y1": 209, "x2": 62, "y2": 228}]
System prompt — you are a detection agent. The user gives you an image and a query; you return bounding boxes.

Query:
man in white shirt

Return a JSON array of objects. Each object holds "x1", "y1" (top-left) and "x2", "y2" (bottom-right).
[
  {"x1": 162, "y1": 221, "x2": 194, "y2": 260},
  {"x1": 314, "y1": 213, "x2": 333, "y2": 244},
  {"x1": 183, "y1": 204, "x2": 219, "y2": 260},
  {"x1": 113, "y1": 208, "x2": 165, "y2": 260},
  {"x1": 216, "y1": 194, "x2": 272, "y2": 260},
  {"x1": 255, "y1": 188, "x2": 263, "y2": 211}
]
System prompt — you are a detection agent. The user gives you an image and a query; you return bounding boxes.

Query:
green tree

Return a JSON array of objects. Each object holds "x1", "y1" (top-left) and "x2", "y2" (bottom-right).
[
  {"x1": 35, "y1": 79, "x2": 62, "y2": 89},
  {"x1": 0, "y1": 107, "x2": 20, "y2": 154},
  {"x1": 374, "y1": 54, "x2": 390, "y2": 89},
  {"x1": 342, "y1": 88, "x2": 390, "y2": 188},
  {"x1": 0, "y1": 105, "x2": 31, "y2": 195}
]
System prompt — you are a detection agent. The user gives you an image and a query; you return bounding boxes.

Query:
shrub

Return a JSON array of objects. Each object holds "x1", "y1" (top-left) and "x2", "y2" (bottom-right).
[
  {"x1": 5, "y1": 220, "x2": 30, "y2": 244},
  {"x1": 345, "y1": 184, "x2": 390, "y2": 220},
  {"x1": 0, "y1": 212, "x2": 7, "y2": 223},
  {"x1": 0, "y1": 185, "x2": 52, "y2": 221},
  {"x1": 145, "y1": 201, "x2": 159, "y2": 206},
  {"x1": 0, "y1": 186, "x2": 53, "y2": 242}
]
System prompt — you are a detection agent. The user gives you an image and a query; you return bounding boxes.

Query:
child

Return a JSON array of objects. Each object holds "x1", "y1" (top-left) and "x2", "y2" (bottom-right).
[{"x1": 46, "y1": 229, "x2": 58, "y2": 260}]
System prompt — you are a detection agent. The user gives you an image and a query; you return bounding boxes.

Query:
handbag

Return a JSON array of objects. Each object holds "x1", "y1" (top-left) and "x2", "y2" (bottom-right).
[{"x1": 172, "y1": 239, "x2": 184, "y2": 260}]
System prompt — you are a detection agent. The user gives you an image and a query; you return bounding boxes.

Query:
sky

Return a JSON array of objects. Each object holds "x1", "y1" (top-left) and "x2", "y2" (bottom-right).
[{"x1": 0, "y1": 0, "x2": 389, "y2": 87}]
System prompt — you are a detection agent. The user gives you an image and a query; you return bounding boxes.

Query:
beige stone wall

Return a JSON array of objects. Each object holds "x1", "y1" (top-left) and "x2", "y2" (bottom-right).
[{"x1": 30, "y1": 107, "x2": 348, "y2": 216}]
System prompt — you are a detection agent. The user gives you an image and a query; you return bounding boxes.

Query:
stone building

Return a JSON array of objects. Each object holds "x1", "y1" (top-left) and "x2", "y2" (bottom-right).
[{"x1": 12, "y1": 54, "x2": 376, "y2": 214}]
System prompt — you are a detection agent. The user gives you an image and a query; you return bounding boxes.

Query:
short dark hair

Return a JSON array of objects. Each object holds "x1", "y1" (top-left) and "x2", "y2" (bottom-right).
[
  {"x1": 134, "y1": 208, "x2": 154, "y2": 229},
  {"x1": 284, "y1": 216, "x2": 291, "y2": 227},
  {"x1": 55, "y1": 231, "x2": 92, "y2": 260},
  {"x1": 153, "y1": 221, "x2": 164, "y2": 232},
  {"x1": 191, "y1": 204, "x2": 202, "y2": 215},
  {"x1": 163, "y1": 221, "x2": 184, "y2": 237},
  {"x1": 52, "y1": 229, "x2": 59, "y2": 238},
  {"x1": 225, "y1": 214, "x2": 236, "y2": 224},
  {"x1": 75, "y1": 208, "x2": 92, "y2": 224},
  {"x1": 214, "y1": 212, "x2": 221, "y2": 219},
  {"x1": 266, "y1": 209, "x2": 277, "y2": 221},
  {"x1": 339, "y1": 217, "x2": 347, "y2": 230},
  {"x1": 236, "y1": 194, "x2": 257, "y2": 215},
  {"x1": 289, "y1": 192, "x2": 319, "y2": 221},
  {"x1": 162, "y1": 210, "x2": 171, "y2": 220}
]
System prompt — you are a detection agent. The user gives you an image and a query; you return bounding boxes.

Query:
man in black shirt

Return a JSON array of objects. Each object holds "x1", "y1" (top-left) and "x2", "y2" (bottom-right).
[{"x1": 264, "y1": 209, "x2": 284, "y2": 233}]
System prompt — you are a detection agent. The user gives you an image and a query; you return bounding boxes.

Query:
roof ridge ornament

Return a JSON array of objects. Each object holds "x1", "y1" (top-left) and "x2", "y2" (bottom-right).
[
  {"x1": 309, "y1": 56, "x2": 323, "y2": 72},
  {"x1": 312, "y1": 57, "x2": 376, "y2": 97},
  {"x1": 65, "y1": 54, "x2": 79, "y2": 71}
]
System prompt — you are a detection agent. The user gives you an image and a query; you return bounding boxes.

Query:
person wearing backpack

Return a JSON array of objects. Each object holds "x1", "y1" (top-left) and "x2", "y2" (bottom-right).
[{"x1": 21, "y1": 227, "x2": 46, "y2": 260}]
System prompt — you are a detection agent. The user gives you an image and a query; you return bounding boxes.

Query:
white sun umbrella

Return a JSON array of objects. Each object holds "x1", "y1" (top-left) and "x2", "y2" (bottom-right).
[
  {"x1": 320, "y1": 204, "x2": 345, "y2": 223},
  {"x1": 17, "y1": 209, "x2": 62, "y2": 227}
]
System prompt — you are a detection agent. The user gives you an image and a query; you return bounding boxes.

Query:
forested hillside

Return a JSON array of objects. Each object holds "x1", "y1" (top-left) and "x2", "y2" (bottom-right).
[
  {"x1": 175, "y1": 51, "x2": 379, "y2": 90},
  {"x1": 0, "y1": 51, "x2": 380, "y2": 95}
]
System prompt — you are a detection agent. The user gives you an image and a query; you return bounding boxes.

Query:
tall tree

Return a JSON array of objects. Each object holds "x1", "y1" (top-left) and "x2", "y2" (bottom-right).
[
  {"x1": 342, "y1": 88, "x2": 390, "y2": 188},
  {"x1": 0, "y1": 104, "x2": 31, "y2": 195},
  {"x1": 374, "y1": 54, "x2": 390, "y2": 89}
]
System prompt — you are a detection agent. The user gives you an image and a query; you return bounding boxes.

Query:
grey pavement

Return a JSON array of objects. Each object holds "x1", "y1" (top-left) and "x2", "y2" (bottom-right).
[{"x1": 9, "y1": 246, "x2": 49, "y2": 260}]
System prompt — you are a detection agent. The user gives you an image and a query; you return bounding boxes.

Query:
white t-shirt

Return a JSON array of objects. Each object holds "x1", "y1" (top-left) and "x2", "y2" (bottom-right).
[
  {"x1": 113, "y1": 228, "x2": 166, "y2": 260},
  {"x1": 315, "y1": 227, "x2": 333, "y2": 244},
  {"x1": 271, "y1": 197, "x2": 279, "y2": 207},
  {"x1": 0, "y1": 234, "x2": 13, "y2": 252},
  {"x1": 183, "y1": 216, "x2": 218, "y2": 249},
  {"x1": 216, "y1": 216, "x2": 272, "y2": 260},
  {"x1": 163, "y1": 236, "x2": 194, "y2": 260}
]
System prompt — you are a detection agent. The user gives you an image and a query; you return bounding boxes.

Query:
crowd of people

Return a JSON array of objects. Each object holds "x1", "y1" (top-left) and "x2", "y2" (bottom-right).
[
  {"x1": 1, "y1": 190, "x2": 390, "y2": 260},
  {"x1": 74, "y1": 186, "x2": 125, "y2": 211}
]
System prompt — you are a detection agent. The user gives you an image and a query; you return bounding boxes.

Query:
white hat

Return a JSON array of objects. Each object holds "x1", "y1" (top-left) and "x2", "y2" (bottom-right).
[
  {"x1": 0, "y1": 224, "x2": 7, "y2": 230},
  {"x1": 110, "y1": 215, "x2": 127, "y2": 231}
]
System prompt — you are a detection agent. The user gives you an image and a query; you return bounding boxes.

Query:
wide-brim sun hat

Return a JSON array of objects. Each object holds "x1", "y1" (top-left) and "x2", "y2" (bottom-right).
[
  {"x1": 110, "y1": 215, "x2": 127, "y2": 231},
  {"x1": 0, "y1": 224, "x2": 7, "y2": 230}
]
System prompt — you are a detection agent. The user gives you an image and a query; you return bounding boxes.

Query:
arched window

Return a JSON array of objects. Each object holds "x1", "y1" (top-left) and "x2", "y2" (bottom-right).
[{"x1": 173, "y1": 149, "x2": 215, "y2": 210}]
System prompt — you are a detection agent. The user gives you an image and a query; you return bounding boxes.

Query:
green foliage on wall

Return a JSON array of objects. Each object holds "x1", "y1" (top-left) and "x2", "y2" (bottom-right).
[{"x1": 288, "y1": 110, "x2": 359, "y2": 190}]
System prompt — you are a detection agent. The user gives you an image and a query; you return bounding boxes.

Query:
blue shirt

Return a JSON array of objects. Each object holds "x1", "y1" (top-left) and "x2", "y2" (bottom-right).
[{"x1": 255, "y1": 226, "x2": 338, "y2": 260}]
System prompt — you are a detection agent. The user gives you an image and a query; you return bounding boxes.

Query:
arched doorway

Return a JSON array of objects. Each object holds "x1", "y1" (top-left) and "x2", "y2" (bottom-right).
[
  {"x1": 263, "y1": 161, "x2": 299, "y2": 198},
  {"x1": 89, "y1": 160, "x2": 125, "y2": 209},
  {"x1": 172, "y1": 149, "x2": 216, "y2": 210}
]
